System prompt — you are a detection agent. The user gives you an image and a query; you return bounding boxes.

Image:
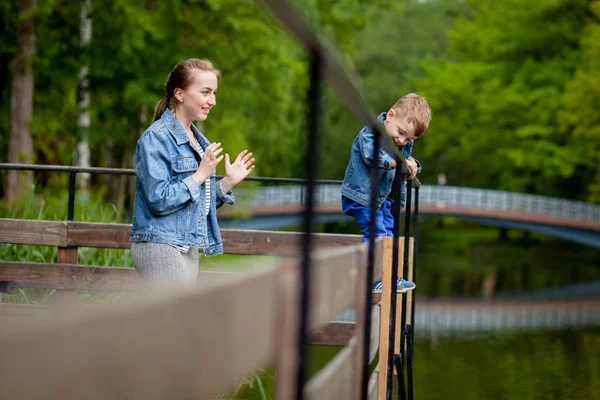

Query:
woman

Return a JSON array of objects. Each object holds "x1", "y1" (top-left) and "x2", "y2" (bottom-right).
[{"x1": 130, "y1": 59, "x2": 255, "y2": 287}]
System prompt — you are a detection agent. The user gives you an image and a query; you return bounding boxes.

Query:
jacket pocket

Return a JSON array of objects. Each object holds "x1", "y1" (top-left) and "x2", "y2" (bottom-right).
[{"x1": 172, "y1": 155, "x2": 199, "y2": 173}]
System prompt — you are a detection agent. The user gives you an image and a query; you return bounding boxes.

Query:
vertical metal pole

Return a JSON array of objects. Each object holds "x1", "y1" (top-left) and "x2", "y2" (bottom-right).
[
  {"x1": 386, "y1": 164, "x2": 403, "y2": 398},
  {"x1": 410, "y1": 186, "x2": 419, "y2": 346},
  {"x1": 360, "y1": 123, "x2": 380, "y2": 400},
  {"x1": 68, "y1": 171, "x2": 77, "y2": 221},
  {"x1": 295, "y1": 50, "x2": 321, "y2": 400},
  {"x1": 399, "y1": 180, "x2": 412, "y2": 355},
  {"x1": 393, "y1": 354, "x2": 406, "y2": 400},
  {"x1": 405, "y1": 325, "x2": 414, "y2": 400}
]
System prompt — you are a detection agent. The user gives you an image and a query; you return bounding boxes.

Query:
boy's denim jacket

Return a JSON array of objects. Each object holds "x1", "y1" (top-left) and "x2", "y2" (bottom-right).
[
  {"x1": 341, "y1": 112, "x2": 420, "y2": 211},
  {"x1": 129, "y1": 108, "x2": 234, "y2": 256}
]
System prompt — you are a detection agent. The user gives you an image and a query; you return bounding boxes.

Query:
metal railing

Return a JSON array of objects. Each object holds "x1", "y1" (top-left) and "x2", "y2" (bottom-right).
[
  {"x1": 2, "y1": 163, "x2": 598, "y2": 224},
  {"x1": 231, "y1": 184, "x2": 600, "y2": 223},
  {"x1": 0, "y1": 165, "x2": 421, "y2": 400}
]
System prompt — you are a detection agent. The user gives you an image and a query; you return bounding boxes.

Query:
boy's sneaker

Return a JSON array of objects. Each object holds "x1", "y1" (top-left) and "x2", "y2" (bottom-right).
[{"x1": 373, "y1": 278, "x2": 415, "y2": 293}]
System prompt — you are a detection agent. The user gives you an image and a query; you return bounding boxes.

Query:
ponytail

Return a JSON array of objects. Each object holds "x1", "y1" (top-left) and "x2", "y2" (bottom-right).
[{"x1": 153, "y1": 95, "x2": 170, "y2": 121}]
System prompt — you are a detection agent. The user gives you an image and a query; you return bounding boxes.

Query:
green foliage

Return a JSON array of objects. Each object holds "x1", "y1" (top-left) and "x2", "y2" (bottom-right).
[
  {"x1": 2, "y1": 0, "x2": 599, "y2": 199},
  {"x1": 417, "y1": 0, "x2": 600, "y2": 200},
  {"x1": 1, "y1": 0, "x2": 402, "y2": 186},
  {"x1": 559, "y1": 0, "x2": 600, "y2": 201},
  {"x1": 319, "y1": 0, "x2": 463, "y2": 179}
]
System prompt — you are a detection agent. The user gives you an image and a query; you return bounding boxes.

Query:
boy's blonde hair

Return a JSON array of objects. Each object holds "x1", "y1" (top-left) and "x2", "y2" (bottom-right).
[{"x1": 391, "y1": 93, "x2": 431, "y2": 137}]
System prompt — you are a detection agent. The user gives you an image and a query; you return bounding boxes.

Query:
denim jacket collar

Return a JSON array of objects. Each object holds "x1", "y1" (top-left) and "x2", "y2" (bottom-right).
[
  {"x1": 160, "y1": 108, "x2": 188, "y2": 145},
  {"x1": 160, "y1": 108, "x2": 209, "y2": 148}
]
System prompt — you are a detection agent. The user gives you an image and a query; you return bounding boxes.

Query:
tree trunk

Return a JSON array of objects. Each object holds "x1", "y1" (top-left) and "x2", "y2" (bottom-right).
[
  {"x1": 75, "y1": 0, "x2": 92, "y2": 191},
  {"x1": 6, "y1": 0, "x2": 36, "y2": 204},
  {"x1": 482, "y1": 266, "x2": 498, "y2": 298}
]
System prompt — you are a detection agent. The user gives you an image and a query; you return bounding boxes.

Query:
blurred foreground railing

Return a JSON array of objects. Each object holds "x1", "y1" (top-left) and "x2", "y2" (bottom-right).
[{"x1": 0, "y1": 218, "x2": 418, "y2": 400}]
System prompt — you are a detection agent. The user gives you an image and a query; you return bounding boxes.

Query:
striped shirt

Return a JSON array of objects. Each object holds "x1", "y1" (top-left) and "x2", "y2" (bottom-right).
[
  {"x1": 170, "y1": 139, "x2": 210, "y2": 254},
  {"x1": 191, "y1": 141, "x2": 211, "y2": 216}
]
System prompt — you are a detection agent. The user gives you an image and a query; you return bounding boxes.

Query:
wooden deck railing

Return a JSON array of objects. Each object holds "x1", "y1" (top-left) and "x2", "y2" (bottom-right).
[{"x1": 0, "y1": 218, "x2": 414, "y2": 400}]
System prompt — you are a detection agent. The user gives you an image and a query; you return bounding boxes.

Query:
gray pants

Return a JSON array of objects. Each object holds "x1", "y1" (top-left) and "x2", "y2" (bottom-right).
[{"x1": 131, "y1": 242, "x2": 199, "y2": 289}]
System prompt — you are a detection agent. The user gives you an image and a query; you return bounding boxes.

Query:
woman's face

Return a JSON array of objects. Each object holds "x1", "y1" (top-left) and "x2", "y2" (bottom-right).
[{"x1": 178, "y1": 70, "x2": 218, "y2": 122}]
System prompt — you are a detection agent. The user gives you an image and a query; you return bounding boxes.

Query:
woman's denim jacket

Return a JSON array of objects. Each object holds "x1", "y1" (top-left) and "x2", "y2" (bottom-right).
[
  {"x1": 341, "y1": 112, "x2": 420, "y2": 211},
  {"x1": 129, "y1": 109, "x2": 234, "y2": 256}
]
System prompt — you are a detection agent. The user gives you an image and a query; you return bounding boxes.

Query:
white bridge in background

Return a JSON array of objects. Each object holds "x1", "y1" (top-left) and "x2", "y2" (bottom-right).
[{"x1": 220, "y1": 184, "x2": 600, "y2": 248}]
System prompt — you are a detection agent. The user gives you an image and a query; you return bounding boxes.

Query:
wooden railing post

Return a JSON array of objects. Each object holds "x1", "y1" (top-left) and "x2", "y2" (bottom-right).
[
  {"x1": 352, "y1": 246, "x2": 368, "y2": 400},
  {"x1": 378, "y1": 237, "x2": 414, "y2": 398},
  {"x1": 55, "y1": 246, "x2": 78, "y2": 305},
  {"x1": 395, "y1": 237, "x2": 414, "y2": 354},
  {"x1": 377, "y1": 237, "x2": 394, "y2": 399}
]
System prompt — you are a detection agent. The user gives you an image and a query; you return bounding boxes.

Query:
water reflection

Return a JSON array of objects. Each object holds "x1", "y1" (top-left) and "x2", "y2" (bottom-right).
[{"x1": 415, "y1": 328, "x2": 600, "y2": 400}]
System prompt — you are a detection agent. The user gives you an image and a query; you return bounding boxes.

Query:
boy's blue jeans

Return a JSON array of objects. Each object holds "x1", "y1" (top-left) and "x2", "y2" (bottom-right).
[{"x1": 342, "y1": 196, "x2": 394, "y2": 242}]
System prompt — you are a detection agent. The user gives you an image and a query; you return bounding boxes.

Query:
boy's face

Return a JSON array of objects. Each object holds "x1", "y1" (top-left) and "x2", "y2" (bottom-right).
[{"x1": 384, "y1": 110, "x2": 418, "y2": 146}]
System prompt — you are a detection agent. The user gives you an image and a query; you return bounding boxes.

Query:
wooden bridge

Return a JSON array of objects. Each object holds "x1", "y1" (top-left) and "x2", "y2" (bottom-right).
[
  {"x1": 0, "y1": 218, "x2": 412, "y2": 400},
  {"x1": 2, "y1": 0, "x2": 598, "y2": 399}
]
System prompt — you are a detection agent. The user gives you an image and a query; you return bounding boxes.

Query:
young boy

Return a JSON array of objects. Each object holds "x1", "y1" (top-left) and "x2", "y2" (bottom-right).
[{"x1": 341, "y1": 93, "x2": 431, "y2": 292}]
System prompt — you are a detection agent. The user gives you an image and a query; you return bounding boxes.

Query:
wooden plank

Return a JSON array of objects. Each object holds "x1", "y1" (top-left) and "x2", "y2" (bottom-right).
[
  {"x1": 0, "y1": 266, "x2": 278, "y2": 400},
  {"x1": 394, "y1": 239, "x2": 407, "y2": 355},
  {"x1": 274, "y1": 240, "x2": 369, "y2": 400},
  {"x1": 373, "y1": 237, "x2": 384, "y2": 284},
  {"x1": 0, "y1": 219, "x2": 66, "y2": 246},
  {"x1": 0, "y1": 262, "x2": 238, "y2": 292},
  {"x1": 65, "y1": 223, "x2": 362, "y2": 255},
  {"x1": 308, "y1": 242, "x2": 367, "y2": 331},
  {"x1": 353, "y1": 245, "x2": 368, "y2": 400},
  {"x1": 275, "y1": 261, "x2": 301, "y2": 400},
  {"x1": 0, "y1": 261, "x2": 66, "y2": 289},
  {"x1": 0, "y1": 304, "x2": 62, "y2": 318},
  {"x1": 68, "y1": 222, "x2": 132, "y2": 249},
  {"x1": 0, "y1": 304, "x2": 86, "y2": 337},
  {"x1": 308, "y1": 305, "x2": 379, "y2": 354},
  {"x1": 304, "y1": 337, "x2": 356, "y2": 400},
  {"x1": 310, "y1": 321, "x2": 354, "y2": 346},
  {"x1": 370, "y1": 304, "x2": 381, "y2": 364},
  {"x1": 377, "y1": 236, "x2": 394, "y2": 400},
  {"x1": 0, "y1": 261, "x2": 140, "y2": 291},
  {"x1": 222, "y1": 229, "x2": 362, "y2": 256},
  {"x1": 394, "y1": 238, "x2": 414, "y2": 355}
]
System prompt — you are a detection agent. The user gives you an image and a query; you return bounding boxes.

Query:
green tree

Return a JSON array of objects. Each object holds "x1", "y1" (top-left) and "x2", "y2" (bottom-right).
[
  {"x1": 319, "y1": 0, "x2": 463, "y2": 180},
  {"x1": 417, "y1": 0, "x2": 596, "y2": 198},
  {"x1": 559, "y1": 0, "x2": 600, "y2": 201},
  {"x1": 6, "y1": 0, "x2": 36, "y2": 203}
]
